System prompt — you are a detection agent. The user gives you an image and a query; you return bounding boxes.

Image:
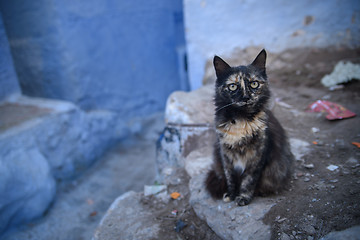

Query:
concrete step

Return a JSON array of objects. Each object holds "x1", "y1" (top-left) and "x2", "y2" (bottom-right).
[
  {"x1": 0, "y1": 95, "x2": 130, "y2": 235},
  {"x1": 2, "y1": 136, "x2": 159, "y2": 240}
]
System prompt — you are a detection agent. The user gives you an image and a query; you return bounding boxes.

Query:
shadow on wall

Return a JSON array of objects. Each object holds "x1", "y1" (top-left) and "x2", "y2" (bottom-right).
[{"x1": 0, "y1": 0, "x2": 189, "y2": 117}]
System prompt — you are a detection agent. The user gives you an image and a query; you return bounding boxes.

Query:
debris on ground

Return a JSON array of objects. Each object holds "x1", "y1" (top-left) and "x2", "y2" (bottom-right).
[
  {"x1": 170, "y1": 192, "x2": 181, "y2": 200},
  {"x1": 171, "y1": 210, "x2": 178, "y2": 216},
  {"x1": 307, "y1": 100, "x2": 356, "y2": 120},
  {"x1": 175, "y1": 219, "x2": 187, "y2": 232},
  {"x1": 321, "y1": 61, "x2": 360, "y2": 87}
]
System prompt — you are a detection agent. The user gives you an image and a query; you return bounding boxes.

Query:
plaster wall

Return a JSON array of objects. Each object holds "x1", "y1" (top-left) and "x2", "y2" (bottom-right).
[
  {"x1": 184, "y1": 0, "x2": 360, "y2": 89},
  {"x1": 0, "y1": 0, "x2": 187, "y2": 117},
  {"x1": 0, "y1": 12, "x2": 20, "y2": 101}
]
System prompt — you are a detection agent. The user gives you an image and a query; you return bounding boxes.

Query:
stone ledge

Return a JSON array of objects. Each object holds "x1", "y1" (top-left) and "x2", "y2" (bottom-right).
[
  {"x1": 0, "y1": 95, "x2": 128, "y2": 235},
  {"x1": 189, "y1": 173, "x2": 274, "y2": 240},
  {"x1": 93, "y1": 191, "x2": 161, "y2": 240}
]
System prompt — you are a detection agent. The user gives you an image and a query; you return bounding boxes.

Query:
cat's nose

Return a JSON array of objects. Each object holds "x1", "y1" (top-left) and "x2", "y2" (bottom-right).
[{"x1": 242, "y1": 95, "x2": 250, "y2": 101}]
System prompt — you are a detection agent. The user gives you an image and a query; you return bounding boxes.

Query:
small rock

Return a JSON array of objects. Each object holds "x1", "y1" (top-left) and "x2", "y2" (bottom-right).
[
  {"x1": 326, "y1": 165, "x2": 339, "y2": 171},
  {"x1": 280, "y1": 233, "x2": 291, "y2": 240},
  {"x1": 335, "y1": 139, "x2": 346, "y2": 149},
  {"x1": 304, "y1": 163, "x2": 314, "y2": 169},
  {"x1": 329, "y1": 179, "x2": 338, "y2": 183},
  {"x1": 304, "y1": 177, "x2": 311, "y2": 182},
  {"x1": 311, "y1": 127, "x2": 319, "y2": 133},
  {"x1": 352, "y1": 164, "x2": 360, "y2": 169},
  {"x1": 346, "y1": 157, "x2": 358, "y2": 165}
]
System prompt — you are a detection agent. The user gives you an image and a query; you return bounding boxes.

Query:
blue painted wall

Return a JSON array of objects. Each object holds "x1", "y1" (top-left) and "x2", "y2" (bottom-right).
[
  {"x1": 0, "y1": 0, "x2": 188, "y2": 117},
  {"x1": 0, "y1": 11, "x2": 20, "y2": 101}
]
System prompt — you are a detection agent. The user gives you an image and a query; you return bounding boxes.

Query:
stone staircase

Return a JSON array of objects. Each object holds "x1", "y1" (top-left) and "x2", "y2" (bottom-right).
[{"x1": 0, "y1": 95, "x2": 128, "y2": 235}]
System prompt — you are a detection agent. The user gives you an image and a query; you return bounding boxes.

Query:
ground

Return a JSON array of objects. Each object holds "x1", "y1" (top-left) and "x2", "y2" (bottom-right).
[
  {"x1": 3, "y1": 48, "x2": 360, "y2": 240},
  {"x1": 137, "y1": 48, "x2": 360, "y2": 240},
  {"x1": 264, "y1": 48, "x2": 360, "y2": 239}
]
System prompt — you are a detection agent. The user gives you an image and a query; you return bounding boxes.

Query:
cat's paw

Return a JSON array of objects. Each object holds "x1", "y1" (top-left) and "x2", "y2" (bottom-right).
[
  {"x1": 222, "y1": 193, "x2": 234, "y2": 203},
  {"x1": 235, "y1": 194, "x2": 252, "y2": 206}
]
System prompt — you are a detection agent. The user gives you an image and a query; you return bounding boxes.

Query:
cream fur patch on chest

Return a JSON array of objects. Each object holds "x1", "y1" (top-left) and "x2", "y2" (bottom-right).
[{"x1": 217, "y1": 112, "x2": 267, "y2": 146}]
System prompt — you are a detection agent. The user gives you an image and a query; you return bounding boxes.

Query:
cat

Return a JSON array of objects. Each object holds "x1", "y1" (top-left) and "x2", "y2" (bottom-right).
[{"x1": 205, "y1": 49, "x2": 294, "y2": 206}]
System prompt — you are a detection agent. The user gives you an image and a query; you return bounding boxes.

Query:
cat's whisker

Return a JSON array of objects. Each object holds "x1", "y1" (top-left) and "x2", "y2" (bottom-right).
[{"x1": 215, "y1": 102, "x2": 237, "y2": 113}]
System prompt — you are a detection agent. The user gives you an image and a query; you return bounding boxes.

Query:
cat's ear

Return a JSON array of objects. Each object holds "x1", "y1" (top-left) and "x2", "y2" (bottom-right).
[
  {"x1": 213, "y1": 56, "x2": 231, "y2": 78},
  {"x1": 251, "y1": 49, "x2": 267, "y2": 72}
]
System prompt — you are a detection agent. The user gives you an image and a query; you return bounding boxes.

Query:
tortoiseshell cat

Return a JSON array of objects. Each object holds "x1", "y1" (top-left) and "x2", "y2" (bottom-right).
[{"x1": 205, "y1": 49, "x2": 294, "y2": 206}]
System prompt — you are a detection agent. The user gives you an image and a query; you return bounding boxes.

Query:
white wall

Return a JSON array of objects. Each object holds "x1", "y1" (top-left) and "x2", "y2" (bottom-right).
[{"x1": 184, "y1": 0, "x2": 360, "y2": 89}]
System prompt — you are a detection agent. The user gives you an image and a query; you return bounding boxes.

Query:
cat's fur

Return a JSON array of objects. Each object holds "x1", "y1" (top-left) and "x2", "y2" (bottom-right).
[{"x1": 205, "y1": 49, "x2": 294, "y2": 206}]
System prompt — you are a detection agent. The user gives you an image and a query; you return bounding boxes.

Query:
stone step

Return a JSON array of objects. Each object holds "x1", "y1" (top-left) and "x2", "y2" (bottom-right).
[{"x1": 0, "y1": 95, "x2": 128, "y2": 235}]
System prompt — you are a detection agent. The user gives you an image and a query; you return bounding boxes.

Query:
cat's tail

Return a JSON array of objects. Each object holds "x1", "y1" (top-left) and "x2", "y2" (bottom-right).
[{"x1": 205, "y1": 169, "x2": 227, "y2": 199}]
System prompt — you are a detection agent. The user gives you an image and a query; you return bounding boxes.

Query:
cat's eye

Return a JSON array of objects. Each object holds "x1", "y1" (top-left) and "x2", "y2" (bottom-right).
[
  {"x1": 250, "y1": 81, "x2": 259, "y2": 89},
  {"x1": 228, "y1": 84, "x2": 237, "y2": 91}
]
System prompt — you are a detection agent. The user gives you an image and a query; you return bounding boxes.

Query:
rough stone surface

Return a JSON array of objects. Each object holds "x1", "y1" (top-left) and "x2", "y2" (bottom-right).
[
  {"x1": 189, "y1": 173, "x2": 275, "y2": 240},
  {"x1": 165, "y1": 84, "x2": 214, "y2": 124},
  {"x1": 156, "y1": 125, "x2": 214, "y2": 180},
  {"x1": 185, "y1": 144, "x2": 275, "y2": 240},
  {"x1": 157, "y1": 84, "x2": 215, "y2": 180},
  {"x1": 0, "y1": 148, "x2": 55, "y2": 235},
  {"x1": 93, "y1": 191, "x2": 160, "y2": 240},
  {"x1": 320, "y1": 225, "x2": 360, "y2": 240},
  {"x1": 184, "y1": 145, "x2": 213, "y2": 178},
  {"x1": 0, "y1": 95, "x2": 128, "y2": 235}
]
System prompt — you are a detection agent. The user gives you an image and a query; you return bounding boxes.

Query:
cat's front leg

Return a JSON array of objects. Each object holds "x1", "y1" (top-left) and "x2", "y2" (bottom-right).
[
  {"x1": 222, "y1": 155, "x2": 237, "y2": 202},
  {"x1": 235, "y1": 170, "x2": 259, "y2": 206}
]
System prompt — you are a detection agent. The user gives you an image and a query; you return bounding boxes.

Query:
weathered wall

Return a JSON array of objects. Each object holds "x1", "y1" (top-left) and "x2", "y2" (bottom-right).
[
  {"x1": 184, "y1": 0, "x2": 360, "y2": 89},
  {"x1": 0, "y1": 0, "x2": 187, "y2": 117},
  {"x1": 0, "y1": 11, "x2": 20, "y2": 101}
]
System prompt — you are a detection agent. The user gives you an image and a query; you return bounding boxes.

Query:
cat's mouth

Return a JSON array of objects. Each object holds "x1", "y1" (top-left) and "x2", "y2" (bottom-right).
[{"x1": 235, "y1": 102, "x2": 247, "y2": 107}]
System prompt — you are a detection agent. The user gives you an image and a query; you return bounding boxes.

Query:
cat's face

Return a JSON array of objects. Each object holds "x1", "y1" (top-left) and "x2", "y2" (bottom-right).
[{"x1": 213, "y1": 50, "x2": 270, "y2": 119}]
